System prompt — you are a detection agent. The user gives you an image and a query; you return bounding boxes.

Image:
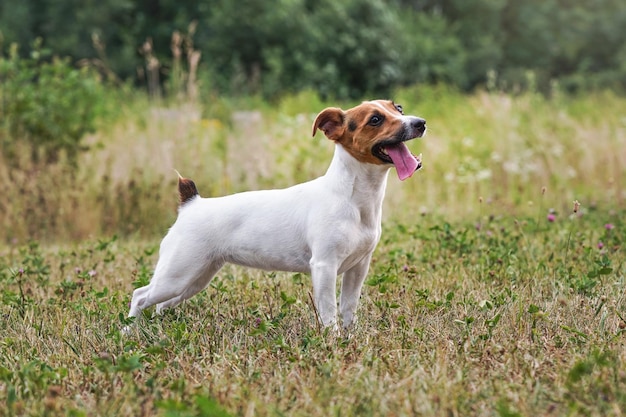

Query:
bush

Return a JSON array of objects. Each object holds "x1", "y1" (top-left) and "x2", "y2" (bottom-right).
[
  {"x1": 0, "y1": 40, "x2": 109, "y2": 166},
  {"x1": 201, "y1": 0, "x2": 469, "y2": 100}
]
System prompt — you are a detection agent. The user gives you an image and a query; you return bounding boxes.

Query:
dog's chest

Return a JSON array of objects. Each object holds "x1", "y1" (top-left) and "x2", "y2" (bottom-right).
[
  {"x1": 336, "y1": 217, "x2": 381, "y2": 272},
  {"x1": 351, "y1": 227, "x2": 379, "y2": 255}
]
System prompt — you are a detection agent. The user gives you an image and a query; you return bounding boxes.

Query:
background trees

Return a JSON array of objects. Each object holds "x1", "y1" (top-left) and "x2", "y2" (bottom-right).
[{"x1": 1, "y1": 0, "x2": 625, "y2": 99}]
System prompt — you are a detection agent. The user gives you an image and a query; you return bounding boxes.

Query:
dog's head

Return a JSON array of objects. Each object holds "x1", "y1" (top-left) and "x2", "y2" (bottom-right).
[{"x1": 312, "y1": 100, "x2": 426, "y2": 180}]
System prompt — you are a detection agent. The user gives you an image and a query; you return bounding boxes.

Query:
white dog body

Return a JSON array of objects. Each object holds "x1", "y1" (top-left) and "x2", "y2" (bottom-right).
[{"x1": 127, "y1": 100, "x2": 425, "y2": 329}]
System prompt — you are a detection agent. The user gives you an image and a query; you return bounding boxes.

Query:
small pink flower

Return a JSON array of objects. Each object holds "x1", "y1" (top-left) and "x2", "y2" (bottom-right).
[
  {"x1": 88, "y1": 270, "x2": 97, "y2": 278},
  {"x1": 547, "y1": 213, "x2": 556, "y2": 222},
  {"x1": 605, "y1": 223, "x2": 614, "y2": 231},
  {"x1": 598, "y1": 241, "x2": 604, "y2": 249}
]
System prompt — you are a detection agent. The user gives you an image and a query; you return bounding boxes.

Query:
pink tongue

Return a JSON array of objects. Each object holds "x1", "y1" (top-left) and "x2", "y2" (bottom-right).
[{"x1": 385, "y1": 143, "x2": 418, "y2": 180}]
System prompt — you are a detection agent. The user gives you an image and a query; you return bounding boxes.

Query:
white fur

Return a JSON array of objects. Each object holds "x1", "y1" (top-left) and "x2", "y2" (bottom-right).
[{"x1": 126, "y1": 101, "x2": 424, "y2": 332}]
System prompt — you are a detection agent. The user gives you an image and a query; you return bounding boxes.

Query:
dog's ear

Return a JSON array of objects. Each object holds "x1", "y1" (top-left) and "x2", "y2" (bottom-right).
[{"x1": 312, "y1": 107, "x2": 345, "y2": 141}]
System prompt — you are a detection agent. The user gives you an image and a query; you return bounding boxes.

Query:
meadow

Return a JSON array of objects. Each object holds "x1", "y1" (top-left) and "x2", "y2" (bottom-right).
[{"x1": 0, "y1": 87, "x2": 625, "y2": 416}]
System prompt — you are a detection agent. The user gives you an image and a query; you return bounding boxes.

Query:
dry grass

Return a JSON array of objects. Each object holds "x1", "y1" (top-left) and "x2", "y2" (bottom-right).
[{"x1": 1, "y1": 87, "x2": 625, "y2": 242}]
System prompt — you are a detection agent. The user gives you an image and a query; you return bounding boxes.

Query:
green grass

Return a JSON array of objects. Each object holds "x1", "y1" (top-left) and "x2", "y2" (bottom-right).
[
  {"x1": 1, "y1": 87, "x2": 625, "y2": 415},
  {"x1": 0, "y1": 209, "x2": 624, "y2": 416}
]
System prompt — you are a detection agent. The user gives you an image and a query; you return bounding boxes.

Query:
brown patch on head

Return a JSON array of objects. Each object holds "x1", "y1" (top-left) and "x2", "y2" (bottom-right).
[{"x1": 321, "y1": 100, "x2": 408, "y2": 165}]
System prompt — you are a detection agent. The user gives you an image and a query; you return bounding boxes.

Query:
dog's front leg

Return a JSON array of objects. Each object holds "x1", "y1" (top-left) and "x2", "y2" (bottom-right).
[
  {"x1": 310, "y1": 259, "x2": 339, "y2": 330},
  {"x1": 339, "y1": 255, "x2": 372, "y2": 329}
]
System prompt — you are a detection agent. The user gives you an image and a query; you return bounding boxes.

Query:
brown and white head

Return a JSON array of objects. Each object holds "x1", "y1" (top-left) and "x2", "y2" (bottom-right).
[{"x1": 312, "y1": 100, "x2": 426, "y2": 180}]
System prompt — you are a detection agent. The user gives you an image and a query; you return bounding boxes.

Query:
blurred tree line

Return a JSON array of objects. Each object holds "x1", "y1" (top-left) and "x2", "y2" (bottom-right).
[{"x1": 1, "y1": 0, "x2": 625, "y2": 99}]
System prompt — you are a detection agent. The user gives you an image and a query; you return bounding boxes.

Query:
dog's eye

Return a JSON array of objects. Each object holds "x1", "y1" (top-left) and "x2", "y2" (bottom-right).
[
  {"x1": 395, "y1": 104, "x2": 404, "y2": 114},
  {"x1": 369, "y1": 115, "x2": 383, "y2": 126}
]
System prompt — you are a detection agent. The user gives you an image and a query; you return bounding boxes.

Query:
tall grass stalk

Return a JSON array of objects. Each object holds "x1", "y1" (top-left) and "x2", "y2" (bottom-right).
[{"x1": 564, "y1": 200, "x2": 582, "y2": 266}]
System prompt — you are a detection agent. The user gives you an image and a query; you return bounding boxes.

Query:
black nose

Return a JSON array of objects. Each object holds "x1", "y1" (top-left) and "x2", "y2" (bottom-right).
[
  {"x1": 412, "y1": 117, "x2": 426, "y2": 130},
  {"x1": 410, "y1": 117, "x2": 426, "y2": 134}
]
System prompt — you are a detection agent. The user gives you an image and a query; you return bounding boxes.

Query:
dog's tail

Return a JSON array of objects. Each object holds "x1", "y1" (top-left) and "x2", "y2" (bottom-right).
[{"x1": 174, "y1": 170, "x2": 199, "y2": 205}]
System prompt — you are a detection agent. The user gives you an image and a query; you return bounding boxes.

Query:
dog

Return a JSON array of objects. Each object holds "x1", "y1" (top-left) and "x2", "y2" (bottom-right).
[{"x1": 125, "y1": 100, "x2": 426, "y2": 332}]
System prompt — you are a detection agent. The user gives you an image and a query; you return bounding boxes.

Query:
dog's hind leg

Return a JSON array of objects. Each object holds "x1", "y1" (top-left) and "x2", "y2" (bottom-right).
[
  {"x1": 127, "y1": 285, "x2": 151, "y2": 318},
  {"x1": 155, "y1": 259, "x2": 225, "y2": 314},
  {"x1": 127, "y1": 253, "x2": 224, "y2": 322}
]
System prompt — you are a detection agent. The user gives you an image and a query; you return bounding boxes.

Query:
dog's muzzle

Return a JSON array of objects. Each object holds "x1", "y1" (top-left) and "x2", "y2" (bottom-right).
[{"x1": 371, "y1": 117, "x2": 426, "y2": 180}]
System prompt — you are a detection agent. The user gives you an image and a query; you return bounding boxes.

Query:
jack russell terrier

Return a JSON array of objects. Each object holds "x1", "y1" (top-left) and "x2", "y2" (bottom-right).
[{"x1": 125, "y1": 100, "x2": 426, "y2": 332}]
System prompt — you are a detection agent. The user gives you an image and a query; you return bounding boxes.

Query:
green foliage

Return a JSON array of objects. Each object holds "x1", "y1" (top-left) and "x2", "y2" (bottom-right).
[
  {"x1": 0, "y1": 41, "x2": 110, "y2": 165},
  {"x1": 499, "y1": 0, "x2": 626, "y2": 92},
  {"x1": 204, "y1": 0, "x2": 446, "y2": 98},
  {"x1": 2, "y1": 0, "x2": 623, "y2": 97}
]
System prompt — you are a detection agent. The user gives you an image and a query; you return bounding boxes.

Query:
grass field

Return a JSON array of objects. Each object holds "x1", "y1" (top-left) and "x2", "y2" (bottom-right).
[{"x1": 1, "y1": 87, "x2": 625, "y2": 416}]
